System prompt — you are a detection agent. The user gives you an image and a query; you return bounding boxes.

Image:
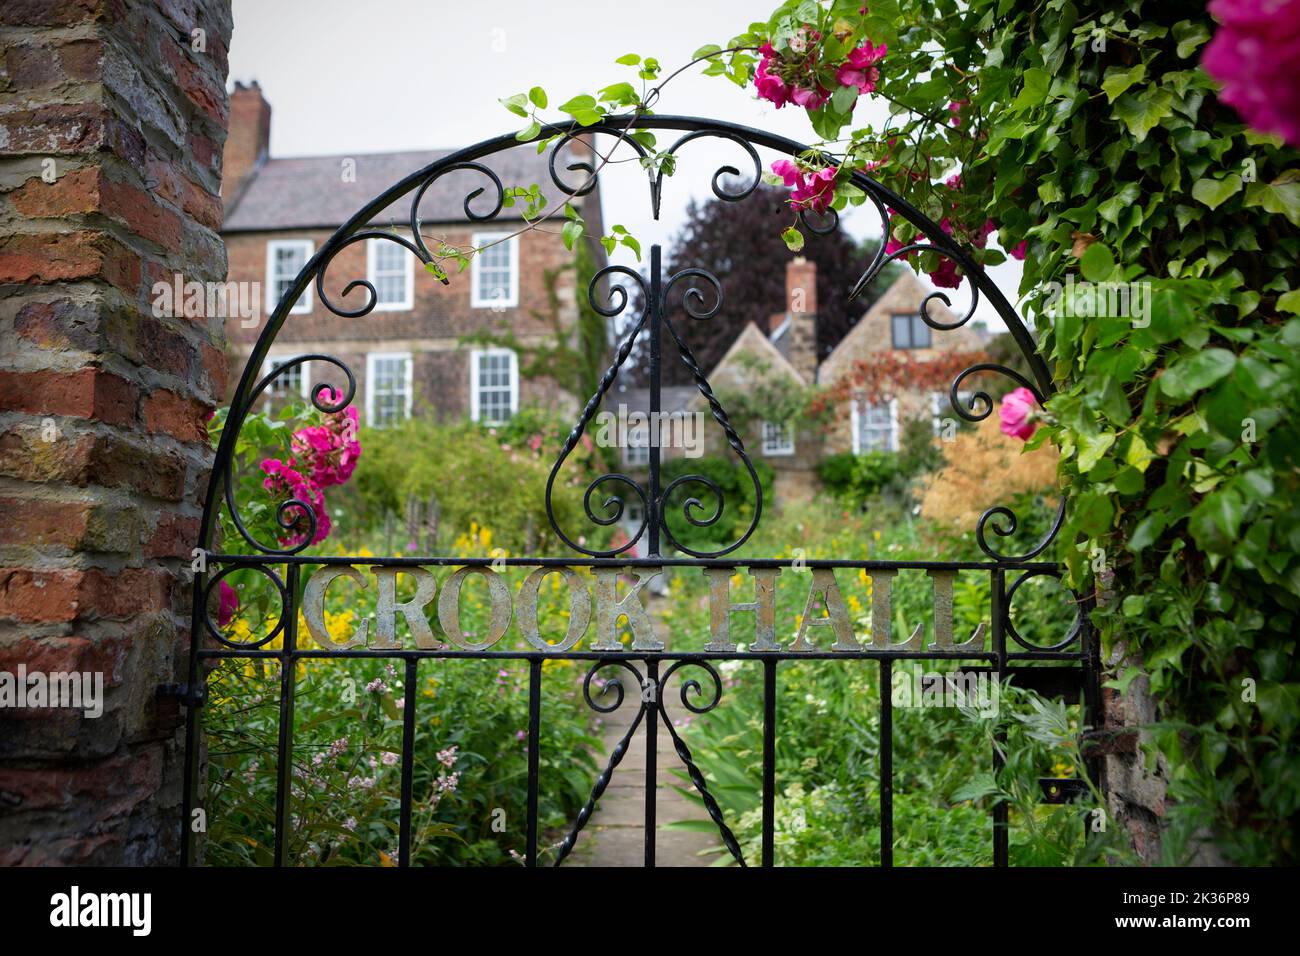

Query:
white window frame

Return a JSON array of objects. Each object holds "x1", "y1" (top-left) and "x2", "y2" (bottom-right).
[
  {"x1": 266, "y1": 239, "x2": 314, "y2": 315},
  {"x1": 469, "y1": 347, "x2": 519, "y2": 424},
  {"x1": 623, "y1": 419, "x2": 651, "y2": 466},
  {"x1": 261, "y1": 355, "x2": 311, "y2": 403},
  {"x1": 761, "y1": 420, "x2": 796, "y2": 457},
  {"x1": 366, "y1": 237, "x2": 414, "y2": 311},
  {"x1": 365, "y1": 351, "x2": 413, "y2": 426},
  {"x1": 470, "y1": 232, "x2": 519, "y2": 309},
  {"x1": 850, "y1": 397, "x2": 899, "y2": 454}
]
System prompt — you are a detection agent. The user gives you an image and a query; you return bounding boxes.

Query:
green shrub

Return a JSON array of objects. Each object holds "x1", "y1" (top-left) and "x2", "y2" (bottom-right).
[{"x1": 659, "y1": 454, "x2": 774, "y2": 554}]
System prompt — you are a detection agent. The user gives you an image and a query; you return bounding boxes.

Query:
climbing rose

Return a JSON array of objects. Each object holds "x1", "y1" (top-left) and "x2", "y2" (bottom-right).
[
  {"x1": 835, "y1": 41, "x2": 886, "y2": 93},
  {"x1": 260, "y1": 458, "x2": 330, "y2": 545},
  {"x1": 754, "y1": 44, "x2": 792, "y2": 108},
  {"x1": 1009, "y1": 240, "x2": 1027, "y2": 260},
  {"x1": 216, "y1": 580, "x2": 239, "y2": 628},
  {"x1": 1202, "y1": 0, "x2": 1300, "y2": 146},
  {"x1": 999, "y1": 387, "x2": 1039, "y2": 441},
  {"x1": 291, "y1": 390, "x2": 361, "y2": 488},
  {"x1": 770, "y1": 160, "x2": 838, "y2": 214}
]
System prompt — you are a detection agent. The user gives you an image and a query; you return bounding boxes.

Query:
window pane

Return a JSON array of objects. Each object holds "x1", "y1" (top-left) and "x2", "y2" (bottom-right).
[
  {"x1": 910, "y1": 315, "x2": 932, "y2": 348},
  {"x1": 891, "y1": 314, "x2": 910, "y2": 349}
]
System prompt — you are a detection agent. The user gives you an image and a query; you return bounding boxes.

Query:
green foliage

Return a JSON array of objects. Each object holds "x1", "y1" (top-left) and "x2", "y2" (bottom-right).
[
  {"x1": 696, "y1": 0, "x2": 1300, "y2": 865},
  {"x1": 341, "y1": 407, "x2": 612, "y2": 556},
  {"x1": 659, "y1": 455, "x2": 774, "y2": 554},
  {"x1": 816, "y1": 450, "x2": 901, "y2": 501}
]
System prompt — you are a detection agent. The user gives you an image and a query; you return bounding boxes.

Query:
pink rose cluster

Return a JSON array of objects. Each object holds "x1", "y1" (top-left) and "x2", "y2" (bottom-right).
[
  {"x1": 1202, "y1": 0, "x2": 1300, "y2": 147},
  {"x1": 755, "y1": 31, "x2": 886, "y2": 112},
  {"x1": 771, "y1": 159, "x2": 839, "y2": 214},
  {"x1": 256, "y1": 388, "x2": 361, "y2": 548}
]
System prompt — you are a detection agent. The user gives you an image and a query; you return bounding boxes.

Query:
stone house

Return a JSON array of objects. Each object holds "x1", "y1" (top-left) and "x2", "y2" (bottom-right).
[
  {"x1": 220, "y1": 82, "x2": 605, "y2": 426},
  {"x1": 607, "y1": 257, "x2": 989, "y2": 506}
]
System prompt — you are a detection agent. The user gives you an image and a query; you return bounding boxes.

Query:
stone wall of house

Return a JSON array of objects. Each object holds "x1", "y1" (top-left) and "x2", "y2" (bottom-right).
[
  {"x1": 0, "y1": 0, "x2": 232, "y2": 864},
  {"x1": 819, "y1": 272, "x2": 987, "y2": 455}
]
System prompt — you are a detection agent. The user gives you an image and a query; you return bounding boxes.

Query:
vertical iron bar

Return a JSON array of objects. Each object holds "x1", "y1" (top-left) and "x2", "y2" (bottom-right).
[
  {"x1": 879, "y1": 658, "x2": 893, "y2": 868},
  {"x1": 992, "y1": 568, "x2": 1009, "y2": 867},
  {"x1": 399, "y1": 657, "x2": 418, "y2": 867},
  {"x1": 762, "y1": 657, "x2": 777, "y2": 867},
  {"x1": 647, "y1": 244, "x2": 662, "y2": 558},
  {"x1": 273, "y1": 564, "x2": 299, "y2": 867},
  {"x1": 525, "y1": 657, "x2": 542, "y2": 867},
  {"x1": 180, "y1": 569, "x2": 205, "y2": 867},
  {"x1": 644, "y1": 658, "x2": 658, "y2": 867}
]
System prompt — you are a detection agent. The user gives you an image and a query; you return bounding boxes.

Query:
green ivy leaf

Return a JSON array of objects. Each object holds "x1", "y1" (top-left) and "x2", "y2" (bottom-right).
[
  {"x1": 1160, "y1": 349, "x2": 1238, "y2": 400},
  {"x1": 1192, "y1": 175, "x2": 1244, "y2": 211},
  {"x1": 1101, "y1": 64, "x2": 1146, "y2": 103},
  {"x1": 499, "y1": 93, "x2": 529, "y2": 118},
  {"x1": 1113, "y1": 87, "x2": 1173, "y2": 142},
  {"x1": 528, "y1": 86, "x2": 547, "y2": 109},
  {"x1": 1189, "y1": 488, "x2": 1244, "y2": 554}
]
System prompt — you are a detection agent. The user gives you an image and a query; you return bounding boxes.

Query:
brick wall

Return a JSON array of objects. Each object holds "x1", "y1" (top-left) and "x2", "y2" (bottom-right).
[
  {"x1": 0, "y1": 0, "x2": 232, "y2": 864},
  {"x1": 224, "y1": 222, "x2": 583, "y2": 421}
]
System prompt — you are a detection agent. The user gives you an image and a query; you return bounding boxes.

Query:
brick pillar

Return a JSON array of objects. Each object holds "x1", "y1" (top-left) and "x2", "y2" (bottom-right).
[
  {"x1": 785, "y1": 256, "x2": 818, "y2": 383},
  {"x1": 0, "y1": 0, "x2": 232, "y2": 864}
]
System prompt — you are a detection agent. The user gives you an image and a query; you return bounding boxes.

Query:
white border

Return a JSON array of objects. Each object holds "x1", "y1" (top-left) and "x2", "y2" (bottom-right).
[
  {"x1": 469, "y1": 347, "x2": 518, "y2": 424},
  {"x1": 366, "y1": 237, "x2": 414, "y2": 311},
  {"x1": 365, "y1": 350, "x2": 413, "y2": 425},
  {"x1": 265, "y1": 239, "x2": 314, "y2": 315},
  {"x1": 470, "y1": 232, "x2": 519, "y2": 309}
]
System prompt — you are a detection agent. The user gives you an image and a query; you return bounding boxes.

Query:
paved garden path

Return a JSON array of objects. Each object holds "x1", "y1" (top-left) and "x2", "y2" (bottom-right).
[{"x1": 567, "y1": 594, "x2": 719, "y2": 867}]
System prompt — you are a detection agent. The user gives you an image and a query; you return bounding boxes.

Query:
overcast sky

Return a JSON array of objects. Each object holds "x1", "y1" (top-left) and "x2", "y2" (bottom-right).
[{"x1": 228, "y1": 0, "x2": 1023, "y2": 330}]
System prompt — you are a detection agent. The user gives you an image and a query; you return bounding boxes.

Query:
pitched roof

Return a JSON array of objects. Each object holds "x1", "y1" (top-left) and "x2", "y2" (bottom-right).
[
  {"x1": 222, "y1": 146, "x2": 570, "y2": 232},
  {"x1": 704, "y1": 321, "x2": 807, "y2": 389}
]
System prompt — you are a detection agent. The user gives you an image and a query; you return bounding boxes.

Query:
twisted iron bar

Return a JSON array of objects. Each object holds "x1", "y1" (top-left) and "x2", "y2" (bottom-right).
[
  {"x1": 658, "y1": 660, "x2": 747, "y2": 866},
  {"x1": 545, "y1": 266, "x2": 651, "y2": 558},
  {"x1": 658, "y1": 271, "x2": 762, "y2": 557},
  {"x1": 552, "y1": 660, "x2": 646, "y2": 866}
]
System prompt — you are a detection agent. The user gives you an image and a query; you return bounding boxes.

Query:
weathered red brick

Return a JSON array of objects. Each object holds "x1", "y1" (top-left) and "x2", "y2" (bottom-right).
[
  {"x1": 145, "y1": 511, "x2": 200, "y2": 559},
  {"x1": 101, "y1": 177, "x2": 183, "y2": 249},
  {"x1": 0, "y1": 568, "x2": 82, "y2": 622},
  {"x1": 0, "y1": 231, "x2": 140, "y2": 293},
  {"x1": 0, "y1": 368, "x2": 137, "y2": 426},
  {"x1": 142, "y1": 389, "x2": 206, "y2": 442},
  {"x1": 0, "y1": 499, "x2": 91, "y2": 550},
  {"x1": 9, "y1": 167, "x2": 102, "y2": 218}
]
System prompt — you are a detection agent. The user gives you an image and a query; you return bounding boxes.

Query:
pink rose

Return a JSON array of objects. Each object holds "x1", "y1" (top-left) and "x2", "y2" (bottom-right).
[
  {"x1": 999, "y1": 387, "x2": 1039, "y2": 441},
  {"x1": 216, "y1": 580, "x2": 238, "y2": 628},
  {"x1": 790, "y1": 165, "x2": 837, "y2": 213},
  {"x1": 1203, "y1": 0, "x2": 1300, "y2": 146},
  {"x1": 835, "y1": 41, "x2": 886, "y2": 93},
  {"x1": 790, "y1": 84, "x2": 831, "y2": 109},
  {"x1": 260, "y1": 458, "x2": 330, "y2": 545},
  {"x1": 1010, "y1": 240, "x2": 1027, "y2": 260}
]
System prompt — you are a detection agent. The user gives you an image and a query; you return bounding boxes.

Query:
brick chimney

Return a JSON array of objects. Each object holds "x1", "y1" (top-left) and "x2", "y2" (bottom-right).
[
  {"x1": 222, "y1": 80, "x2": 271, "y2": 209},
  {"x1": 785, "y1": 256, "x2": 818, "y2": 383}
]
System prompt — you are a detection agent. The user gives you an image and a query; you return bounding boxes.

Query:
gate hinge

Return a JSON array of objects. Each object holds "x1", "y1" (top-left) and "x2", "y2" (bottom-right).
[
  {"x1": 1038, "y1": 777, "x2": 1089, "y2": 804},
  {"x1": 157, "y1": 682, "x2": 207, "y2": 708}
]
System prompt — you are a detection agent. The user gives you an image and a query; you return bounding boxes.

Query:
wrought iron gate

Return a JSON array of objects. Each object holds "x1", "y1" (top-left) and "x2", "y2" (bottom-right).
[{"x1": 176, "y1": 115, "x2": 1099, "y2": 867}]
